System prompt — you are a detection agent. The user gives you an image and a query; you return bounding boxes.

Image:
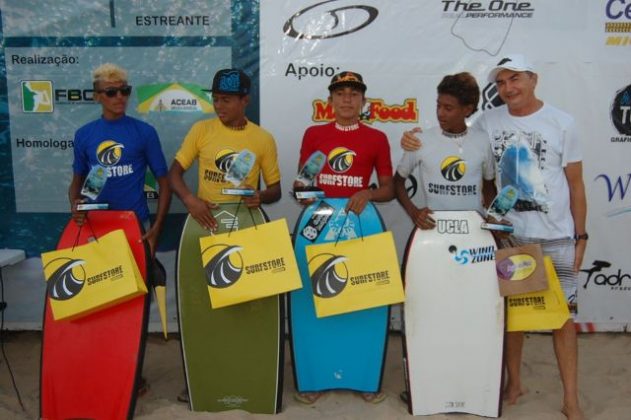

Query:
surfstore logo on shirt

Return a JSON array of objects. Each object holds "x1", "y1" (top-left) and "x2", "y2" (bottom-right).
[
  {"x1": 441, "y1": 156, "x2": 466, "y2": 181},
  {"x1": 203, "y1": 149, "x2": 237, "y2": 183},
  {"x1": 96, "y1": 140, "x2": 134, "y2": 177},
  {"x1": 328, "y1": 147, "x2": 355, "y2": 172},
  {"x1": 448, "y1": 245, "x2": 495, "y2": 265}
]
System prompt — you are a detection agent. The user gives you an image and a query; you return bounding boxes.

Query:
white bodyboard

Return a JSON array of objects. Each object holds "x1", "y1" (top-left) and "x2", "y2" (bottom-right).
[{"x1": 403, "y1": 211, "x2": 503, "y2": 417}]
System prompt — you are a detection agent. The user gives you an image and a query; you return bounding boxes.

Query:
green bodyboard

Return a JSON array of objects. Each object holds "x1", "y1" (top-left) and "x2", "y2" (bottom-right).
[{"x1": 177, "y1": 203, "x2": 283, "y2": 413}]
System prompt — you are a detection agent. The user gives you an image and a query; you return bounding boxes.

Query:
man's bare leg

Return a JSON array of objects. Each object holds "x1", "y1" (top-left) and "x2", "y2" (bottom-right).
[
  {"x1": 504, "y1": 331, "x2": 526, "y2": 404},
  {"x1": 553, "y1": 319, "x2": 584, "y2": 420}
]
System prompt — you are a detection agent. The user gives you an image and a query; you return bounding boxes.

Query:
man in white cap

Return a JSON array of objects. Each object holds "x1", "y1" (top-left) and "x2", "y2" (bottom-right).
[{"x1": 400, "y1": 54, "x2": 586, "y2": 420}]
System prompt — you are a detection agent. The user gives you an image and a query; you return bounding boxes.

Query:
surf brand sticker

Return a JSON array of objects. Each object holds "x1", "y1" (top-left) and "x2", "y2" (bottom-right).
[
  {"x1": 300, "y1": 201, "x2": 335, "y2": 242},
  {"x1": 449, "y1": 245, "x2": 495, "y2": 265},
  {"x1": 497, "y1": 254, "x2": 537, "y2": 281}
]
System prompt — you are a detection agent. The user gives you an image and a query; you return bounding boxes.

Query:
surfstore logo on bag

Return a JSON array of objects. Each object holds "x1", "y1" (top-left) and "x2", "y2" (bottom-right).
[
  {"x1": 45, "y1": 258, "x2": 126, "y2": 300},
  {"x1": 309, "y1": 252, "x2": 392, "y2": 298},
  {"x1": 203, "y1": 243, "x2": 288, "y2": 289},
  {"x1": 44, "y1": 258, "x2": 87, "y2": 300},
  {"x1": 283, "y1": 0, "x2": 379, "y2": 40},
  {"x1": 312, "y1": 98, "x2": 418, "y2": 124},
  {"x1": 440, "y1": 156, "x2": 466, "y2": 181},
  {"x1": 448, "y1": 245, "x2": 495, "y2": 265}
]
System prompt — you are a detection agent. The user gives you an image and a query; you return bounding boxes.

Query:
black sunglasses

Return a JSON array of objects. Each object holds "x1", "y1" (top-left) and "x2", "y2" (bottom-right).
[{"x1": 97, "y1": 86, "x2": 132, "y2": 98}]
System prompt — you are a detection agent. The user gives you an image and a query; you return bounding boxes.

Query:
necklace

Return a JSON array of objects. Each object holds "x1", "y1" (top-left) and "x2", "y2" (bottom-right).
[
  {"x1": 335, "y1": 122, "x2": 360, "y2": 132},
  {"x1": 443, "y1": 129, "x2": 467, "y2": 154},
  {"x1": 227, "y1": 120, "x2": 248, "y2": 131}
]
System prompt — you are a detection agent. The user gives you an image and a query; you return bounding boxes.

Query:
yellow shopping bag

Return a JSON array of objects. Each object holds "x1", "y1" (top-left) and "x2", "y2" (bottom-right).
[
  {"x1": 42, "y1": 229, "x2": 147, "y2": 321},
  {"x1": 199, "y1": 218, "x2": 302, "y2": 308},
  {"x1": 305, "y1": 231, "x2": 405, "y2": 318},
  {"x1": 506, "y1": 256, "x2": 571, "y2": 331}
]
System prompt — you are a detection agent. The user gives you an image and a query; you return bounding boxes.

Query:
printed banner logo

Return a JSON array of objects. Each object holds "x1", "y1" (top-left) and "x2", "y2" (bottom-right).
[
  {"x1": 610, "y1": 84, "x2": 631, "y2": 139},
  {"x1": 309, "y1": 253, "x2": 349, "y2": 297},
  {"x1": 312, "y1": 98, "x2": 418, "y2": 123},
  {"x1": 594, "y1": 172, "x2": 631, "y2": 217},
  {"x1": 605, "y1": 0, "x2": 631, "y2": 46},
  {"x1": 45, "y1": 258, "x2": 86, "y2": 300},
  {"x1": 582, "y1": 260, "x2": 631, "y2": 291},
  {"x1": 21, "y1": 80, "x2": 53, "y2": 113},
  {"x1": 203, "y1": 244, "x2": 244, "y2": 288},
  {"x1": 136, "y1": 83, "x2": 213, "y2": 113},
  {"x1": 284, "y1": 0, "x2": 379, "y2": 40}
]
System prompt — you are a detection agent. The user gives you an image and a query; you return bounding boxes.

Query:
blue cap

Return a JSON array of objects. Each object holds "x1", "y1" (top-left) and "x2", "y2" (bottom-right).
[{"x1": 211, "y1": 69, "x2": 251, "y2": 95}]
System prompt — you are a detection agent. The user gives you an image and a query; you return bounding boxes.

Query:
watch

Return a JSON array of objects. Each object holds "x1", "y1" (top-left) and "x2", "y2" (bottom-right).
[{"x1": 574, "y1": 233, "x2": 589, "y2": 241}]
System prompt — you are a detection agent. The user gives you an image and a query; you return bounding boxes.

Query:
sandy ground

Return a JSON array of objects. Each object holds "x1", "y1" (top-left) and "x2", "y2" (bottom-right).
[{"x1": 1, "y1": 332, "x2": 630, "y2": 419}]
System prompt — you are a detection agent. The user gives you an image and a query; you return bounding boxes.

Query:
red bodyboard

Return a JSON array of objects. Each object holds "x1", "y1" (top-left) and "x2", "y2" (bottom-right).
[{"x1": 40, "y1": 211, "x2": 149, "y2": 420}]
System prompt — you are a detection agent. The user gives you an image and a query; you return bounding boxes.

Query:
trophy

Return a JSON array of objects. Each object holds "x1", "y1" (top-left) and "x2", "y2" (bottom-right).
[
  {"x1": 222, "y1": 149, "x2": 256, "y2": 196},
  {"x1": 481, "y1": 184, "x2": 519, "y2": 233},
  {"x1": 77, "y1": 165, "x2": 109, "y2": 210},
  {"x1": 293, "y1": 151, "x2": 326, "y2": 200}
]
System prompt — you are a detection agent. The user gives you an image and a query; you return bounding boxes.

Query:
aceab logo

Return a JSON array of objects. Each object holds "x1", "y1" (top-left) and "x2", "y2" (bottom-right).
[
  {"x1": 44, "y1": 258, "x2": 87, "y2": 300},
  {"x1": 581, "y1": 260, "x2": 631, "y2": 291},
  {"x1": 610, "y1": 84, "x2": 631, "y2": 138}
]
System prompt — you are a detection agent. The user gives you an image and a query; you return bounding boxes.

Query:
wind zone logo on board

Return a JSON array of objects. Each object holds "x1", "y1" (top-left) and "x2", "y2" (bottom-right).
[
  {"x1": 449, "y1": 245, "x2": 495, "y2": 265},
  {"x1": 312, "y1": 98, "x2": 418, "y2": 123}
]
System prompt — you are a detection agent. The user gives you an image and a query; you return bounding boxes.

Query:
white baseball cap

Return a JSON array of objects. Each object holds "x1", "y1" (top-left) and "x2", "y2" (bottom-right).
[{"x1": 487, "y1": 54, "x2": 535, "y2": 83}]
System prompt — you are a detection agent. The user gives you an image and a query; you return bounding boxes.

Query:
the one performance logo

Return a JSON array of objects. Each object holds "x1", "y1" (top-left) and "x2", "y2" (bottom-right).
[
  {"x1": 441, "y1": 156, "x2": 466, "y2": 181},
  {"x1": 202, "y1": 244, "x2": 244, "y2": 288},
  {"x1": 309, "y1": 253, "x2": 349, "y2": 297},
  {"x1": 215, "y1": 149, "x2": 238, "y2": 173},
  {"x1": 328, "y1": 147, "x2": 356, "y2": 173},
  {"x1": 44, "y1": 258, "x2": 86, "y2": 300},
  {"x1": 96, "y1": 140, "x2": 125, "y2": 166}
]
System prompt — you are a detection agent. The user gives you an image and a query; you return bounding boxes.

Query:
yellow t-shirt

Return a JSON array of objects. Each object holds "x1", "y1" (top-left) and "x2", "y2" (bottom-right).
[{"x1": 175, "y1": 118, "x2": 281, "y2": 203}]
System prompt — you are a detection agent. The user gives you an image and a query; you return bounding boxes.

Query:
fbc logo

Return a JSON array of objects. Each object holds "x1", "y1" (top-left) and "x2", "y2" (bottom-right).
[
  {"x1": 328, "y1": 147, "x2": 356, "y2": 173},
  {"x1": 21, "y1": 80, "x2": 53, "y2": 113},
  {"x1": 611, "y1": 84, "x2": 631, "y2": 138}
]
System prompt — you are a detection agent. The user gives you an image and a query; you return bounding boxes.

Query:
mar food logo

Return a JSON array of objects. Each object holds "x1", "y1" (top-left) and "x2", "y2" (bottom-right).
[
  {"x1": 309, "y1": 253, "x2": 349, "y2": 297},
  {"x1": 610, "y1": 84, "x2": 631, "y2": 139},
  {"x1": 44, "y1": 258, "x2": 87, "y2": 300},
  {"x1": 202, "y1": 244, "x2": 244, "y2": 288},
  {"x1": 441, "y1": 156, "x2": 467, "y2": 181},
  {"x1": 96, "y1": 140, "x2": 125, "y2": 166},
  {"x1": 328, "y1": 147, "x2": 356, "y2": 173},
  {"x1": 21, "y1": 80, "x2": 53, "y2": 113}
]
